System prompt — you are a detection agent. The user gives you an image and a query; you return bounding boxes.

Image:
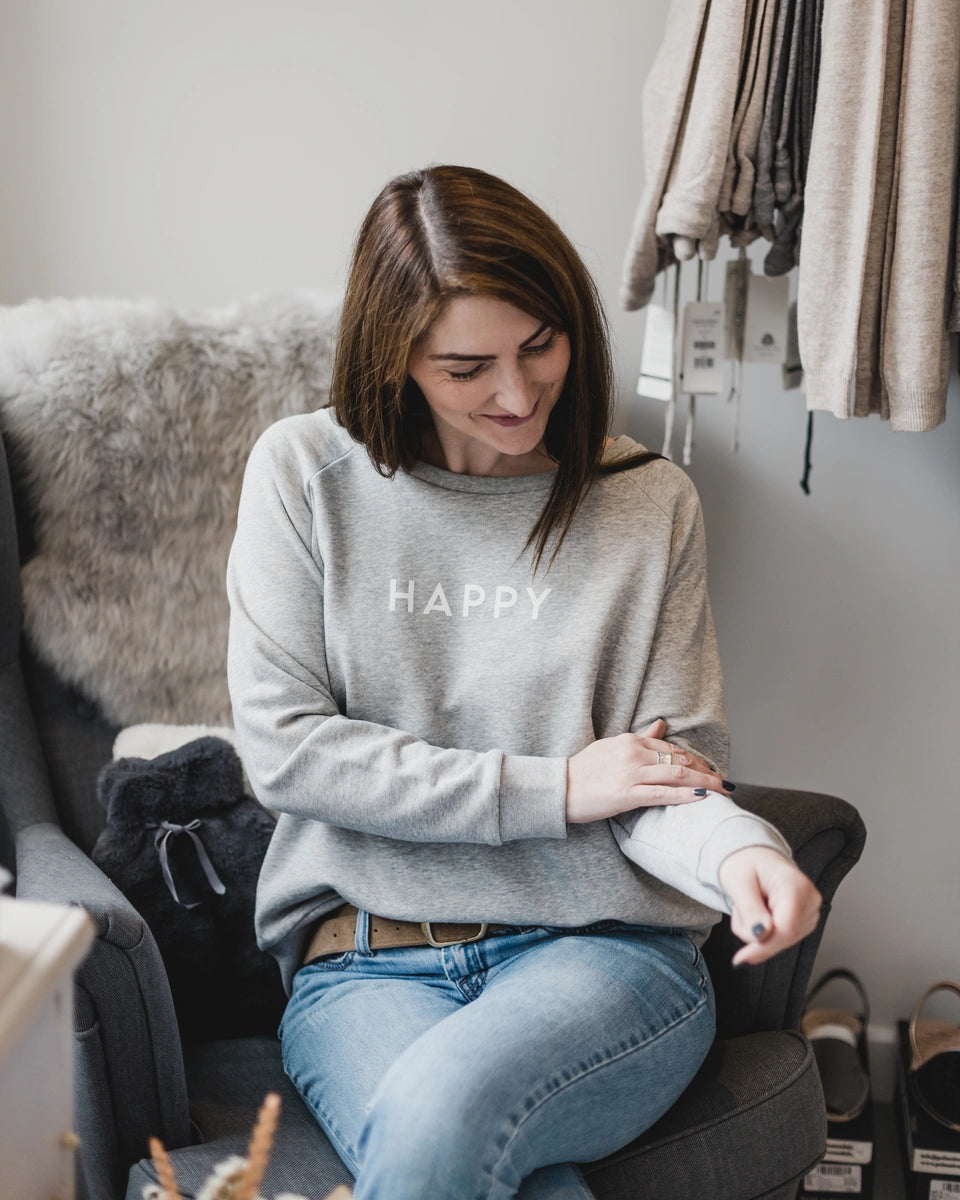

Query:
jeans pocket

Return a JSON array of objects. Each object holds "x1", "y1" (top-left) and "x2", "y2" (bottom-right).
[{"x1": 305, "y1": 950, "x2": 357, "y2": 971}]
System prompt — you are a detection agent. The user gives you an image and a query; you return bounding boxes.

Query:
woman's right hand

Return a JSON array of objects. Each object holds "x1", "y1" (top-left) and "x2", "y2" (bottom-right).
[{"x1": 565, "y1": 719, "x2": 731, "y2": 824}]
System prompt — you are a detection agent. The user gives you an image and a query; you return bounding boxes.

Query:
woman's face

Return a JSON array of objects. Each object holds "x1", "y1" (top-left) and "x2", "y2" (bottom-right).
[{"x1": 407, "y1": 294, "x2": 570, "y2": 477}]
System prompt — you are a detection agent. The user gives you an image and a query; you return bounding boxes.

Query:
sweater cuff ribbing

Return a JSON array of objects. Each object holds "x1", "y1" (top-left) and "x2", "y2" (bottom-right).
[
  {"x1": 697, "y1": 813, "x2": 793, "y2": 904},
  {"x1": 498, "y1": 755, "x2": 569, "y2": 843}
]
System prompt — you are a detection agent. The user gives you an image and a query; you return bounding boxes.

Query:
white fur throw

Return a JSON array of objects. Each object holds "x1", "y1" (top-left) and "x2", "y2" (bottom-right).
[{"x1": 0, "y1": 291, "x2": 340, "y2": 727}]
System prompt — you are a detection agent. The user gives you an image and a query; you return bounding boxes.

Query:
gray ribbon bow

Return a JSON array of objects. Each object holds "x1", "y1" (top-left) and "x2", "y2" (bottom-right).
[{"x1": 152, "y1": 819, "x2": 227, "y2": 909}]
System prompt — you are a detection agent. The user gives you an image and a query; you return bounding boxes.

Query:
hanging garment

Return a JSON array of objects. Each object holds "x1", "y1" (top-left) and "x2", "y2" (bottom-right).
[
  {"x1": 764, "y1": 0, "x2": 824, "y2": 275},
  {"x1": 797, "y1": 0, "x2": 893, "y2": 418},
  {"x1": 656, "y1": 1, "x2": 750, "y2": 255},
  {"x1": 728, "y1": 0, "x2": 780, "y2": 221},
  {"x1": 620, "y1": 0, "x2": 711, "y2": 311},
  {"x1": 853, "y1": 0, "x2": 907, "y2": 418},
  {"x1": 879, "y1": 0, "x2": 960, "y2": 431},
  {"x1": 800, "y1": 0, "x2": 960, "y2": 430},
  {"x1": 718, "y1": 0, "x2": 761, "y2": 219},
  {"x1": 754, "y1": 0, "x2": 798, "y2": 239}
]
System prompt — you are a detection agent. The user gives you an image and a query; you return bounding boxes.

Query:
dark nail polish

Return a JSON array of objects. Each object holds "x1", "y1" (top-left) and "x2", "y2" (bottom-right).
[
  {"x1": 693, "y1": 788, "x2": 708, "y2": 797},
  {"x1": 723, "y1": 780, "x2": 736, "y2": 791},
  {"x1": 752, "y1": 923, "x2": 767, "y2": 939}
]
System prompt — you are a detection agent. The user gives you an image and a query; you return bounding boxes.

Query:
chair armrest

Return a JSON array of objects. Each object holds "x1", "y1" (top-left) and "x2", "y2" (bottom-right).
[
  {"x1": 15, "y1": 821, "x2": 191, "y2": 1199},
  {"x1": 702, "y1": 783, "x2": 866, "y2": 1039}
]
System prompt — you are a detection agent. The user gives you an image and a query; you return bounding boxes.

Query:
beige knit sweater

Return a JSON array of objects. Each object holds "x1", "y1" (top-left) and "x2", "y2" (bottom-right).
[
  {"x1": 880, "y1": 0, "x2": 960, "y2": 431},
  {"x1": 800, "y1": 0, "x2": 960, "y2": 431},
  {"x1": 620, "y1": 0, "x2": 712, "y2": 310}
]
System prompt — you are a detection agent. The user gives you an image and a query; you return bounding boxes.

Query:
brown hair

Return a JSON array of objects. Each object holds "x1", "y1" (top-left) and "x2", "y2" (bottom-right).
[{"x1": 331, "y1": 164, "x2": 658, "y2": 568}]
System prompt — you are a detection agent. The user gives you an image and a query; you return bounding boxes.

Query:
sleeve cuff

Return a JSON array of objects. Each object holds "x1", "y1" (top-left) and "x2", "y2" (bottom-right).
[
  {"x1": 697, "y1": 812, "x2": 793, "y2": 899},
  {"x1": 498, "y1": 755, "x2": 569, "y2": 842}
]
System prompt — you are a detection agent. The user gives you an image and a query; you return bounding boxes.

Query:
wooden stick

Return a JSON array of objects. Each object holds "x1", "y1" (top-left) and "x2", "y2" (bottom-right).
[
  {"x1": 235, "y1": 1092, "x2": 281, "y2": 1200},
  {"x1": 148, "y1": 1136, "x2": 181, "y2": 1200}
]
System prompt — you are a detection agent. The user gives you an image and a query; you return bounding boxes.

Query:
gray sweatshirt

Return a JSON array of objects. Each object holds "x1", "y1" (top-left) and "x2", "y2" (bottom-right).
[{"x1": 227, "y1": 409, "x2": 789, "y2": 990}]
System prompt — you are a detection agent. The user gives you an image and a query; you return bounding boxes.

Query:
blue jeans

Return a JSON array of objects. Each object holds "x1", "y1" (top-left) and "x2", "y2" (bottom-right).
[{"x1": 280, "y1": 917, "x2": 716, "y2": 1200}]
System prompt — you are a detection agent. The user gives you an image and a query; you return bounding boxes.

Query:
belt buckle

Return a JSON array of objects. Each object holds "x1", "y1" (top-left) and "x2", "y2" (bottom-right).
[{"x1": 420, "y1": 922, "x2": 488, "y2": 948}]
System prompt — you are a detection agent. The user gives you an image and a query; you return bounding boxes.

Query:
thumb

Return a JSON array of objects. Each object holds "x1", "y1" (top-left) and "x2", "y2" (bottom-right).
[
  {"x1": 728, "y1": 872, "x2": 774, "y2": 965},
  {"x1": 641, "y1": 718, "x2": 667, "y2": 737}
]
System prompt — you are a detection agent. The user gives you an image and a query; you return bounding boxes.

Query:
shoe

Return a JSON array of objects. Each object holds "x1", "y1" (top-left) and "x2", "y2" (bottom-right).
[
  {"x1": 909, "y1": 981, "x2": 960, "y2": 1133},
  {"x1": 800, "y1": 967, "x2": 871, "y2": 1122}
]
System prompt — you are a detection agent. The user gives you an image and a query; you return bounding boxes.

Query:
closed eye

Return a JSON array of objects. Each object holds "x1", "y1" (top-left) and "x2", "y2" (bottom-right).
[
  {"x1": 522, "y1": 330, "x2": 559, "y2": 356},
  {"x1": 447, "y1": 363, "x2": 487, "y2": 381}
]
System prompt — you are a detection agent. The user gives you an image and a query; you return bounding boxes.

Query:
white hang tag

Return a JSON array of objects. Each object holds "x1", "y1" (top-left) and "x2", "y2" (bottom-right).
[
  {"x1": 782, "y1": 300, "x2": 803, "y2": 389},
  {"x1": 637, "y1": 303, "x2": 675, "y2": 402},
  {"x1": 680, "y1": 302, "x2": 725, "y2": 394},
  {"x1": 743, "y1": 272, "x2": 790, "y2": 363}
]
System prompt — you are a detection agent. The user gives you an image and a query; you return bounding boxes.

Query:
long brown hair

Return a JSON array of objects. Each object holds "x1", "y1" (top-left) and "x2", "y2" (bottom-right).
[{"x1": 332, "y1": 165, "x2": 658, "y2": 568}]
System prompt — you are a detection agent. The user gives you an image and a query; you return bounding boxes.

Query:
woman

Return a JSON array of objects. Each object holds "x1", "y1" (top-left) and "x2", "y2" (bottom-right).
[{"x1": 226, "y1": 165, "x2": 821, "y2": 1200}]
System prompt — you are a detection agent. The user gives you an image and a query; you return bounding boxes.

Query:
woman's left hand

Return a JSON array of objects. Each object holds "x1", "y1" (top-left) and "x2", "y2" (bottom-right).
[{"x1": 718, "y1": 846, "x2": 822, "y2": 966}]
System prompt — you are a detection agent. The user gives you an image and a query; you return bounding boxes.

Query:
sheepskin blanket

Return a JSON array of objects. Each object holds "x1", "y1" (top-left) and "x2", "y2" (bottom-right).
[{"x1": 0, "y1": 291, "x2": 339, "y2": 726}]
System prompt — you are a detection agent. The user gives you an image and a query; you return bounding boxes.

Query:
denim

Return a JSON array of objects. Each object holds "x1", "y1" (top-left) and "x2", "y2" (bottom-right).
[{"x1": 280, "y1": 917, "x2": 716, "y2": 1200}]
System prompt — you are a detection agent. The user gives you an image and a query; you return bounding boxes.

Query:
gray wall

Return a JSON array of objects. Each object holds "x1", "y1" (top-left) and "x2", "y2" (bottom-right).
[{"x1": 3, "y1": 0, "x2": 957, "y2": 1070}]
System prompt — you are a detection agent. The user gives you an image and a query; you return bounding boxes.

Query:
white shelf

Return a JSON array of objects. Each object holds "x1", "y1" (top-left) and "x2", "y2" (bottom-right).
[{"x1": 0, "y1": 895, "x2": 94, "y2": 1200}]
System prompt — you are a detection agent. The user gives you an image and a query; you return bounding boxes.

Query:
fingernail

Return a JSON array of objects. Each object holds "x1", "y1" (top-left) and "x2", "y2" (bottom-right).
[
  {"x1": 751, "y1": 923, "x2": 767, "y2": 939},
  {"x1": 693, "y1": 788, "x2": 708, "y2": 797},
  {"x1": 723, "y1": 780, "x2": 736, "y2": 791}
]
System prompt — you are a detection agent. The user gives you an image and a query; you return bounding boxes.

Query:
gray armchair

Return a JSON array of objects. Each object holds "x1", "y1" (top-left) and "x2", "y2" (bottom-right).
[{"x1": 0, "y1": 295, "x2": 866, "y2": 1200}]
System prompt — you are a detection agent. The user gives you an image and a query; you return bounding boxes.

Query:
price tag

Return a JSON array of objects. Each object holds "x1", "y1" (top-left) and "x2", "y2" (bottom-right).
[
  {"x1": 931, "y1": 1182, "x2": 960, "y2": 1197},
  {"x1": 803, "y1": 1163, "x2": 862, "y2": 1194},
  {"x1": 637, "y1": 304, "x2": 675, "y2": 402},
  {"x1": 743, "y1": 272, "x2": 790, "y2": 363},
  {"x1": 680, "y1": 302, "x2": 724, "y2": 394},
  {"x1": 782, "y1": 300, "x2": 802, "y2": 389},
  {"x1": 724, "y1": 258, "x2": 748, "y2": 359}
]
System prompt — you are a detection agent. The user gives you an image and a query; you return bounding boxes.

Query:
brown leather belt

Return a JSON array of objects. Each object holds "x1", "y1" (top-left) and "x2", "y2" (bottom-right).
[{"x1": 303, "y1": 903, "x2": 511, "y2": 963}]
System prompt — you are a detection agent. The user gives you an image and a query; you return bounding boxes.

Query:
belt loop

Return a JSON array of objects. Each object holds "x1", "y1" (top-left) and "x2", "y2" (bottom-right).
[{"x1": 354, "y1": 908, "x2": 374, "y2": 956}]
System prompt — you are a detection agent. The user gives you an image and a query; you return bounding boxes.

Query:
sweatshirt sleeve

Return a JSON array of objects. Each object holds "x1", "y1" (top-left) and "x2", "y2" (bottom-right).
[
  {"x1": 615, "y1": 470, "x2": 792, "y2": 910},
  {"x1": 610, "y1": 792, "x2": 793, "y2": 913},
  {"x1": 226, "y1": 425, "x2": 568, "y2": 846},
  {"x1": 629, "y1": 471, "x2": 729, "y2": 774}
]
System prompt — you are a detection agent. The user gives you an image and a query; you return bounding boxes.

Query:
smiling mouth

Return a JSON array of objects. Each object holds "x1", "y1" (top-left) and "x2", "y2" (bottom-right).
[{"x1": 482, "y1": 402, "x2": 539, "y2": 428}]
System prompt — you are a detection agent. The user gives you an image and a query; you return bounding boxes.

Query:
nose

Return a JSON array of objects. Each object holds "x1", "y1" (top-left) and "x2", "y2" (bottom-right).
[{"x1": 493, "y1": 364, "x2": 537, "y2": 417}]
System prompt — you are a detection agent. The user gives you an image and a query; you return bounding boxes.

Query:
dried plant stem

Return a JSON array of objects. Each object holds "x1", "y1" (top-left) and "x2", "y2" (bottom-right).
[
  {"x1": 148, "y1": 1136, "x2": 181, "y2": 1200},
  {"x1": 236, "y1": 1092, "x2": 281, "y2": 1200}
]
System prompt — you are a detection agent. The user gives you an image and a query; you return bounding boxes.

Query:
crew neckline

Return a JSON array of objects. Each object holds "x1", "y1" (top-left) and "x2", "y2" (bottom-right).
[{"x1": 407, "y1": 436, "x2": 639, "y2": 494}]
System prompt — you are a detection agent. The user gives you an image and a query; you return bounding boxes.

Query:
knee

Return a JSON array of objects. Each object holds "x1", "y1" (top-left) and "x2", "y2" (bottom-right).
[
  {"x1": 358, "y1": 1069, "x2": 474, "y2": 1163},
  {"x1": 354, "y1": 1069, "x2": 508, "y2": 1199}
]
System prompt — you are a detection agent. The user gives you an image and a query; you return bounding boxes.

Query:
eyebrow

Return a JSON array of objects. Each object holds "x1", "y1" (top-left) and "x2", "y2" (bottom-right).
[{"x1": 428, "y1": 322, "x2": 551, "y2": 361}]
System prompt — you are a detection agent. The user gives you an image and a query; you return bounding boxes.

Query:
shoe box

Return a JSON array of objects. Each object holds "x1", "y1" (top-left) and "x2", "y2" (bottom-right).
[
  {"x1": 800, "y1": 1088, "x2": 876, "y2": 1198},
  {"x1": 896, "y1": 1020, "x2": 960, "y2": 1200}
]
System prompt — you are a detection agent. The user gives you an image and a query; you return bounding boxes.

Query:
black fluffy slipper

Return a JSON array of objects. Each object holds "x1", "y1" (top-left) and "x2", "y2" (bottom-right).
[
  {"x1": 909, "y1": 981, "x2": 960, "y2": 1133},
  {"x1": 800, "y1": 967, "x2": 871, "y2": 1123}
]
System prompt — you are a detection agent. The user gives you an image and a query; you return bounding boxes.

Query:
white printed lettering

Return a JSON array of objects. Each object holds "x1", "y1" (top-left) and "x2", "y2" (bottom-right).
[
  {"x1": 389, "y1": 579, "x2": 415, "y2": 613},
  {"x1": 388, "y1": 578, "x2": 553, "y2": 619},
  {"x1": 423, "y1": 583, "x2": 453, "y2": 616},
  {"x1": 462, "y1": 584, "x2": 486, "y2": 616},
  {"x1": 526, "y1": 586, "x2": 552, "y2": 620},
  {"x1": 493, "y1": 586, "x2": 518, "y2": 618}
]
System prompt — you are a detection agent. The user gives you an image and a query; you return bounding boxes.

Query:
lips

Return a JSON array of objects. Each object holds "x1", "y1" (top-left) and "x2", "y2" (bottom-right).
[{"x1": 482, "y1": 401, "x2": 539, "y2": 427}]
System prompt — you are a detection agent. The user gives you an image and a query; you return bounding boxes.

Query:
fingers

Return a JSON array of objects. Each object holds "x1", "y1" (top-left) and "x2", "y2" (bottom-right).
[
  {"x1": 635, "y1": 730, "x2": 727, "y2": 789},
  {"x1": 727, "y1": 859, "x2": 823, "y2": 966},
  {"x1": 567, "y1": 731, "x2": 733, "y2": 823}
]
